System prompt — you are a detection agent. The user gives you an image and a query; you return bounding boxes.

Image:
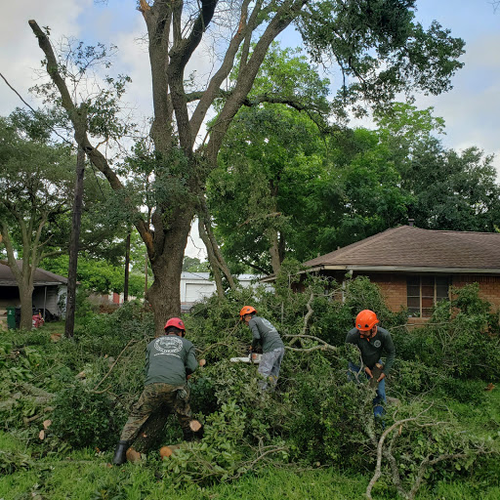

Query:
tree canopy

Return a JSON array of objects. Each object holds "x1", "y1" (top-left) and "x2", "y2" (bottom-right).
[{"x1": 29, "y1": 0, "x2": 465, "y2": 332}]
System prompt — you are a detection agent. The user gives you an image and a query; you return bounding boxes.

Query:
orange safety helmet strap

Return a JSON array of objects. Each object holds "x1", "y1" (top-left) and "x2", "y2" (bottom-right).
[{"x1": 355, "y1": 309, "x2": 379, "y2": 331}]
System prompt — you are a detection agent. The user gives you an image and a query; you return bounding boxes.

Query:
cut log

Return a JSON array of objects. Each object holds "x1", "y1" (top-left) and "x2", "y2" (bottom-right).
[
  {"x1": 160, "y1": 444, "x2": 181, "y2": 459},
  {"x1": 131, "y1": 404, "x2": 170, "y2": 453},
  {"x1": 189, "y1": 420, "x2": 202, "y2": 433},
  {"x1": 126, "y1": 447, "x2": 142, "y2": 463}
]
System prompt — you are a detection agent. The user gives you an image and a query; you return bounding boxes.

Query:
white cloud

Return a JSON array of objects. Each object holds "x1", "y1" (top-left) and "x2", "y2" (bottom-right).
[{"x1": 0, "y1": 0, "x2": 92, "y2": 115}]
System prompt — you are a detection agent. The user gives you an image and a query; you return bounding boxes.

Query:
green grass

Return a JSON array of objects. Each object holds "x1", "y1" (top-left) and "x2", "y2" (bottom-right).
[{"x1": 1, "y1": 430, "x2": 499, "y2": 500}]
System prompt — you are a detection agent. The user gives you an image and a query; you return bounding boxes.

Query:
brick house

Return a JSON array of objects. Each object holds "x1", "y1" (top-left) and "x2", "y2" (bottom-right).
[{"x1": 300, "y1": 225, "x2": 500, "y2": 326}]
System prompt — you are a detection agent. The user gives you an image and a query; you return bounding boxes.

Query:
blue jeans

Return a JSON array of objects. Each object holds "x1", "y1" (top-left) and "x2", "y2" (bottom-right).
[{"x1": 348, "y1": 361, "x2": 386, "y2": 419}]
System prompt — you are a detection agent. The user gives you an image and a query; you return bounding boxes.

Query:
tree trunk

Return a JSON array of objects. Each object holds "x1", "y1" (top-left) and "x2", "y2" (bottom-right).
[
  {"x1": 268, "y1": 228, "x2": 282, "y2": 276},
  {"x1": 19, "y1": 283, "x2": 34, "y2": 331},
  {"x1": 65, "y1": 146, "x2": 85, "y2": 338},
  {"x1": 146, "y1": 205, "x2": 194, "y2": 335},
  {"x1": 124, "y1": 231, "x2": 131, "y2": 302}
]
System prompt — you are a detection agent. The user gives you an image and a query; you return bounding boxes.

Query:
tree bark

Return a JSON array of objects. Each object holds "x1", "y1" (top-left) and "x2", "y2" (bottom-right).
[
  {"x1": 124, "y1": 231, "x2": 131, "y2": 302},
  {"x1": 65, "y1": 146, "x2": 85, "y2": 338}
]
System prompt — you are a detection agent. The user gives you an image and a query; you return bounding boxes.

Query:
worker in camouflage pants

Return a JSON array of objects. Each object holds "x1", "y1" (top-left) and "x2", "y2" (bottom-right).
[
  {"x1": 112, "y1": 317, "x2": 202, "y2": 465},
  {"x1": 119, "y1": 383, "x2": 193, "y2": 443}
]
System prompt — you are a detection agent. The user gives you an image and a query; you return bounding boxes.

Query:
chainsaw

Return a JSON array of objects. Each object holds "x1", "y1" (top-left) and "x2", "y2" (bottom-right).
[{"x1": 230, "y1": 353, "x2": 262, "y2": 364}]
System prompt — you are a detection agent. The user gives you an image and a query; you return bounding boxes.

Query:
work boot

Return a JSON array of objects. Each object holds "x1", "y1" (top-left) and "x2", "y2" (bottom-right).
[{"x1": 112, "y1": 440, "x2": 129, "y2": 466}]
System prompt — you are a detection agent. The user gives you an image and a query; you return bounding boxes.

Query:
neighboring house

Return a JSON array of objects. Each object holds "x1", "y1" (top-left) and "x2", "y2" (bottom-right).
[
  {"x1": 180, "y1": 272, "x2": 262, "y2": 312},
  {"x1": 0, "y1": 261, "x2": 68, "y2": 324},
  {"x1": 295, "y1": 225, "x2": 500, "y2": 326}
]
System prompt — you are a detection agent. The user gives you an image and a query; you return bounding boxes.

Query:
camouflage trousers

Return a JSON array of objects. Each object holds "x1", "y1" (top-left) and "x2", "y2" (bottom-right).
[{"x1": 120, "y1": 383, "x2": 193, "y2": 442}]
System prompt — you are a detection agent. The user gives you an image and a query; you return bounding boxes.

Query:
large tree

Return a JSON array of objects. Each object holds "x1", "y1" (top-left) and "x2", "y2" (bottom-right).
[{"x1": 29, "y1": 0, "x2": 464, "y2": 334}]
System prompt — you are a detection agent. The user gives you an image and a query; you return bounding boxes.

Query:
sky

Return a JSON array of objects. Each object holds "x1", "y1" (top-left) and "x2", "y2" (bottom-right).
[{"x1": 1, "y1": 1, "x2": 500, "y2": 259}]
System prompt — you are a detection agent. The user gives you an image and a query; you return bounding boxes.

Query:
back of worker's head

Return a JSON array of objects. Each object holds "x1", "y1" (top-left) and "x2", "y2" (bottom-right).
[{"x1": 164, "y1": 317, "x2": 186, "y2": 337}]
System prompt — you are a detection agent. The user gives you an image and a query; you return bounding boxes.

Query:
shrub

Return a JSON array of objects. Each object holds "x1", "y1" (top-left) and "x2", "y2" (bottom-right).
[{"x1": 51, "y1": 383, "x2": 126, "y2": 450}]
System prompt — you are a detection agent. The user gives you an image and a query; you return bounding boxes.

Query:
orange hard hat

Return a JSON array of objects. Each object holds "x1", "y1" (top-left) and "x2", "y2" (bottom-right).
[
  {"x1": 355, "y1": 309, "x2": 379, "y2": 331},
  {"x1": 239, "y1": 306, "x2": 257, "y2": 319}
]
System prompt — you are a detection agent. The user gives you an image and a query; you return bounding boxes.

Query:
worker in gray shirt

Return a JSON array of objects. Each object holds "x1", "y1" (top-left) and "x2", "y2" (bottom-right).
[
  {"x1": 346, "y1": 309, "x2": 395, "y2": 421},
  {"x1": 240, "y1": 306, "x2": 285, "y2": 391}
]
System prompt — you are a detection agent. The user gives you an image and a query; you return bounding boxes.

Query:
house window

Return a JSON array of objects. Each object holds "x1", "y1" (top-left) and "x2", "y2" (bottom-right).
[{"x1": 407, "y1": 276, "x2": 450, "y2": 318}]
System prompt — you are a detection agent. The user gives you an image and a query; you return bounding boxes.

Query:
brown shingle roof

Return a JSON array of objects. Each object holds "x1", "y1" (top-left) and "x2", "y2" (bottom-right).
[
  {"x1": 0, "y1": 261, "x2": 68, "y2": 286},
  {"x1": 303, "y1": 226, "x2": 500, "y2": 273}
]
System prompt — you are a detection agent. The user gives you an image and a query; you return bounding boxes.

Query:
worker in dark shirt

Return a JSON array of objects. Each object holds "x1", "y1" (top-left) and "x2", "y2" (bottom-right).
[
  {"x1": 240, "y1": 306, "x2": 285, "y2": 391},
  {"x1": 346, "y1": 309, "x2": 395, "y2": 421},
  {"x1": 112, "y1": 317, "x2": 202, "y2": 465}
]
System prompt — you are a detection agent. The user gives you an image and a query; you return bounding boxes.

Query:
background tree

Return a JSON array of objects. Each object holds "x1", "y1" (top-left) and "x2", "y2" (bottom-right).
[
  {"x1": 41, "y1": 254, "x2": 146, "y2": 299},
  {"x1": 30, "y1": 0, "x2": 465, "y2": 334},
  {"x1": 0, "y1": 112, "x2": 75, "y2": 329},
  {"x1": 403, "y1": 141, "x2": 500, "y2": 230},
  {"x1": 183, "y1": 256, "x2": 210, "y2": 273}
]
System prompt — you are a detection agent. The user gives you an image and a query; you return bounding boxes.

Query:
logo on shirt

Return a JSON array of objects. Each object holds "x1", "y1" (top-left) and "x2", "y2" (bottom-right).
[
  {"x1": 373, "y1": 339, "x2": 382, "y2": 348},
  {"x1": 261, "y1": 318, "x2": 277, "y2": 332},
  {"x1": 154, "y1": 336, "x2": 183, "y2": 355}
]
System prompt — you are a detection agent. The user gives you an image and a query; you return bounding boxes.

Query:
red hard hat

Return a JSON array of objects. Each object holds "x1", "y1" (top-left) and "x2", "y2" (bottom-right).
[
  {"x1": 239, "y1": 306, "x2": 257, "y2": 319},
  {"x1": 355, "y1": 310, "x2": 379, "y2": 331},
  {"x1": 164, "y1": 317, "x2": 185, "y2": 331}
]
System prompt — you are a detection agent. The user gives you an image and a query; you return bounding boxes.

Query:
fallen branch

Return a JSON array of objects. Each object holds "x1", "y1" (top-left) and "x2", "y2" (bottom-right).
[
  {"x1": 366, "y1": 416, "x2": 422, "y2": 500},
  {"x1": 93, "y1": 339, "x2": 139, "y2": 392},
  {"x1": 229, "y1": 445, "x2": 288, "y2": 481},
  {"x1": 284, "y1": 334, "x2": 338, "y2": 351},
  {"x1": 366, "y1": 409, "x2": 481, "y2": 500}
]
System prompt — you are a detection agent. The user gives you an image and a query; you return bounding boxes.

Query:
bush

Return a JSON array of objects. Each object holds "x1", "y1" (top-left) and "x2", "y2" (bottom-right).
[
  {"x1": 51, "y1": 382, "x2": 126, "y2": 450},
  {"x1": 75, "y1": 300, "x2": 154, "y2": 358}
]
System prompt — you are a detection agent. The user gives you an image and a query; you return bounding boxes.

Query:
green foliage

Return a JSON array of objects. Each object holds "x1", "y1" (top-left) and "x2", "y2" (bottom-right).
[
  {"x1": 394, "y1": 284, "x2": 500, "y2": 381},
  {"x1": 0, "y1": 449, "x2": 32, "y2": 475},
  {"x1": 182, "y1": 256, "x2": 210, "y2": 272},
  {"x1": 402, "y1": 140, "x2": 500, "y2": 231},
  {"x1": 1, "y1": 275, "x2": 499, "y2": 497},
  {"x1": 75, "y1": 300, "x2": 154, "y2": 358},
  {"x1": 51, "y1": 382, "x2": 124, "y2": 450},
  {"x1": 41, "y1": 254, "x2": 146, "y2": 296},
  {"x1": 299, "y1": 1, "x2": 464, "y2": 116}
]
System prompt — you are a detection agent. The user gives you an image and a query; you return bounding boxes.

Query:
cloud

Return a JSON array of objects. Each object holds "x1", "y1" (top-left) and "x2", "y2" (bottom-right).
[{"x1": 0, "y1": 0, "x2": 92, "y2": 115}]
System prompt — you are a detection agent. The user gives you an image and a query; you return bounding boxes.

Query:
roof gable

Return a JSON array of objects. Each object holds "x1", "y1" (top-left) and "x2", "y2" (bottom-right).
[{"x1": 303, "y1": 226, "x2": 500, "y2": 273}]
